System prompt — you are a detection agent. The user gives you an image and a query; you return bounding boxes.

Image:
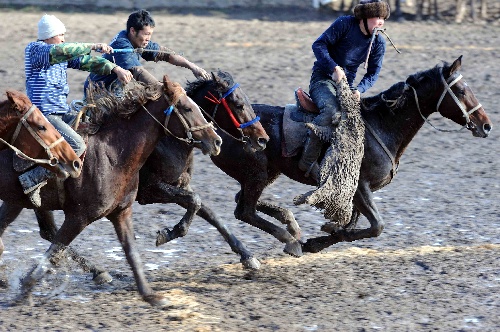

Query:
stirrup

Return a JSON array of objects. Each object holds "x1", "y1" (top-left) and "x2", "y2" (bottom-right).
[{"x1": 24, "y1": 180, "x2": 48, "y2": 208}]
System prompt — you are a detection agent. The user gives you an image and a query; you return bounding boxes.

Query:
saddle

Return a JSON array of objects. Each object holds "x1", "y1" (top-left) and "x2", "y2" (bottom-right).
[{"x1": 281, "y1": 88, "x2": 321, "y2": 158}]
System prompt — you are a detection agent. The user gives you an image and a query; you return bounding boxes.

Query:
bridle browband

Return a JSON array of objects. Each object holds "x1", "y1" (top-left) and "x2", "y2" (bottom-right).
[
  {"x1": 0, "y1": 104, "x2": 64, "y2": 165},
  {"x1": 203, "y1": 82, "x2": 260, "y2": 143}
]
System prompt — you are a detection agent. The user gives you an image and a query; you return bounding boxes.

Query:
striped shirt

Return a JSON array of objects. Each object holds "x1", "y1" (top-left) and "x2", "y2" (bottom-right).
[{"x1": 25, "y1": 41, "x2": 82, "y2": 115}]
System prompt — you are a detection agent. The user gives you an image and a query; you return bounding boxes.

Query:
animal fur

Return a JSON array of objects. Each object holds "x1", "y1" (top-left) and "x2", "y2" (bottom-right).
[{"x1": 294, "y1": 78, "x2": 365, "y2": 227}]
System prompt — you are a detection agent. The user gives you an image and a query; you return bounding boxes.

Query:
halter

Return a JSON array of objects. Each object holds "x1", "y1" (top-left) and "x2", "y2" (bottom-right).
[
  {"x1": 0, "y1": 104, "x2": 63, "y2": 166},
  {"x1": 203, "y1": 83, "x2": 260, "y2": 143},
  {"x1": 408, "y1": 67, "x2": 482, "y2": 133},
  {"x1": 141, "y1": 93, "x2": 215, "y2": 145}
]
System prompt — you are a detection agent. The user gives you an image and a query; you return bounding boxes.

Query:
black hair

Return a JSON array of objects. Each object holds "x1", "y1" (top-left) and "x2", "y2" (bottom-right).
[{"x1": 126, "y1": 9, "x2": 155, "y2": 33}]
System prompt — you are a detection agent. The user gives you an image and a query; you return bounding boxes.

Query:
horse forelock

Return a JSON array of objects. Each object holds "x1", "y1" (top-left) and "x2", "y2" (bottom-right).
[
  {"x1": 166, "y1": 81, "x2": 186, "y2": 106},
  {"x1": 185, "y1": 70, "x2": 234, "y2": 98}
]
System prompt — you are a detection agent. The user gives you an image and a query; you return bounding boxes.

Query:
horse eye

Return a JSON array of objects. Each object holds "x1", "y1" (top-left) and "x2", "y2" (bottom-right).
[{"x1": 38, "y1": 125, "x2": 47, "y2": 131}]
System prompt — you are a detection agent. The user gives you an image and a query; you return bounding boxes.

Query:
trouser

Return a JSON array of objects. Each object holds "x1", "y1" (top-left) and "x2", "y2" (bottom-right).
[
  {"x1": 47, "y1": 114, "x2": 86, "y2": 156},
  {"x1": 299, "y1": 70, "x2": 340, "y2": 173}
]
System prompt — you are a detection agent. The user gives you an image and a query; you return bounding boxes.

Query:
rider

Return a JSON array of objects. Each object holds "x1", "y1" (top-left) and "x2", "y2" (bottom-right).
[
  {"x1": 20, "y1": 14, "x2": 133, "y2": 207},
  {"x1": 85, "y1": 9, "x2": 211, "y2": 90},
  {"x1": 298, "y1": 0, "x2": 390, "y2": 182}
]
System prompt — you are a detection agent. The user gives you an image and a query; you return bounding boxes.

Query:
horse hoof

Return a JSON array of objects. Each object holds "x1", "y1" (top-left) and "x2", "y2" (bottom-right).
[
  {"x1": 0, "y1": 237, "x2": 4, "y2": 257},
  {"x1": 155, "y1": 228, "x2": 172, "y2": 247},
  {"x1": 143, "y1": 294, "x2": 169, "y2": 307},
  {"x1": 93, "y1": 271, "x2": 113, "y2": 285},
  {"x1": 321, "y1": 222, "x2": 337, "y2": 234},
  {"x1": 241, "y1": 257, "x2": 261, "y2": 270},
  {"x1": 284, "y1": 240, "x2": 303, "y2": 258},
  {"x1": 293, "y1": 193, "x2": 308, "y2": 206}
]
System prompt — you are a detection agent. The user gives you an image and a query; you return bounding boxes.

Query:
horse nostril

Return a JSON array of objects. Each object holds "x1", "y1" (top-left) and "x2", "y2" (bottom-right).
[
  {"x1": 216, "y1": 138, "x2": 222, "y2": 148},
  {"x1": 484, "y1": 123, "x2": 492, "y2": 134},
  {"x1": 73, "y1": 160, "x2": 82, "y2": 171},
  {"x1": 258, "y1": 137, "x2": 268, "y2": 147}
]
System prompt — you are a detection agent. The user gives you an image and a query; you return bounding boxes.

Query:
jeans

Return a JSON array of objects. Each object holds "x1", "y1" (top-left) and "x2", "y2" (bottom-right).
[
  {"x1": 309, "y1": 70, "x2": 340, "y2": 127},
  {"x1": 46, "y1": 114, "x2": 86, "y2": 156}
]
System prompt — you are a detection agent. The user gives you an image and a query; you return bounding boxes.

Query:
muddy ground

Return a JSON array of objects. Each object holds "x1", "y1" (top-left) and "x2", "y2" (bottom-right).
[{"x1": 0, "y1": 6, "x2": 499, "y2": 332}]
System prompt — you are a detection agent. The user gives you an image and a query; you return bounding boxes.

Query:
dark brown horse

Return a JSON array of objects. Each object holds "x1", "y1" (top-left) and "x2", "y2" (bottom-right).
[
  {"x1": 0, "y1": 71, "x2": 268, "y2": 275},
  {"x1": 0, "y1": 75, "x2": 222, "y2": 306},
  {"x1": 205, "y1": 56, "x2": 491, "y2": 256},
  {"x1": 0, "y1": 90, "x2": 81, "y2": 178}
]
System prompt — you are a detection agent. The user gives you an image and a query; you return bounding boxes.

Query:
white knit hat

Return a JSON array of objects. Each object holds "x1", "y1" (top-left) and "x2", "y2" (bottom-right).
[{"x1": 37, "y1": 14, "x2": 66, "y2": 40}]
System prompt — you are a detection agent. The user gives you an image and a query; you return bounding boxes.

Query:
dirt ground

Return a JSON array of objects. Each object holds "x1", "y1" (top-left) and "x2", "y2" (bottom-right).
[{"x1": 0, "y1": 6, "x2": 499, "y2": 332}]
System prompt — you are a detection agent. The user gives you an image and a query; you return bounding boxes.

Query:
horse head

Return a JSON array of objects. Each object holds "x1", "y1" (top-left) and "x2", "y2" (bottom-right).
[
  {"x1": 1, "y1": 90, "x2": 82, "y2": 178},
  {"x1": 406, "y1": 56, "x2": 492, "y2": 138},
  {"x1": 162, "y1": 75, "x2": 222, "y2": 156},
  {"x1": 187, "y1": 70, "x2": 269, "y2": 152}
]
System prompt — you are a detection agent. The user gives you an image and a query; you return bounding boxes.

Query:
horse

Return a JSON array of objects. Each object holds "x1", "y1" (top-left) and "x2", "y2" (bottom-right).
[
  {"x1": 0, "y1": 90, "x2": 81, "y2": 178},
  {"x1": 0, "y1": 75, "x2": 222, "y2": 306},
  {"x1": 203, "y1": 56, "x2": 491, "y2": 256},
  {"x1": 0, "y1": 70, "x2": 269, "y2": 276}
]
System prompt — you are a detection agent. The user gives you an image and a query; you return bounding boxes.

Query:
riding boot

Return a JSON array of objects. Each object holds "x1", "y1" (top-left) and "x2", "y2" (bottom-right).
[
  {"x1": 18, "y1": 167, "x2": 55, "y2": 208},
  {"x1": 298, "y1": 131, "x2": 322, "y2": 183}
]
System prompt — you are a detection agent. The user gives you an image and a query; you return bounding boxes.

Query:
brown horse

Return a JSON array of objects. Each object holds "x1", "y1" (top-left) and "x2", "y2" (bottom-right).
[
  {"x1": 0, "y1": 90, "x2": 81, "y2": 178},
  {"x1": 204, "y1": 56, "x2": 491, "y2": 256},
  {"x1": 0, "y1": 75, "x2": 222, "y2": 306}
]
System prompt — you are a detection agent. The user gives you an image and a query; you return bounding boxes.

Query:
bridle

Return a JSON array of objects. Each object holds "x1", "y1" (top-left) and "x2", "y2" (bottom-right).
[
  {"x1": 408, "y1": 67, "x2": 482, "y2": 133},
  {"x1": 203, "y1": 83, "x2": 260, "y2": 143},
  {"x1": 141, "y1": 93, "x2": 215, "y2": 145},
  {"x1": 0, "y1": 104, "x2": 64, "y2": 166},
  {"x1": 366, "y1": 66, "x2": 483, "y2": 188}
]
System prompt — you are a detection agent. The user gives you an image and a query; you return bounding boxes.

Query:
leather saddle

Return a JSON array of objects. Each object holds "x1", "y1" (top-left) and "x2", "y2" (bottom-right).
[{"x1": 281, "y1": 88, "x2": 320, "y2": 158}]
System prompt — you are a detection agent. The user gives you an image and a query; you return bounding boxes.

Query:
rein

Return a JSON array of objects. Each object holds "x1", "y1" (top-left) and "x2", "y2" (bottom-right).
[
  {"x1": 141, "y1": 94, "x2": 214, "y2": 145},
  {"x1": 203, "y1": 82, "x2": 260, "y2": 143},
  {"x1": 0, "y1": 104, "x2": 63, "y2": 166}
]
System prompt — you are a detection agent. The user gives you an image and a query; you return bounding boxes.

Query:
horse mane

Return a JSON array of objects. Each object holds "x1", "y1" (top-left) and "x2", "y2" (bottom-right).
[
  {"x1": 361, "y1": 62, "x2": 450, "y2": 115},
  {"x1": 85, "y1": 80, "x2": 165, "y2": 125},
  {"x1": 185, "y1": 70, "x2": 235, "y2": 97}
]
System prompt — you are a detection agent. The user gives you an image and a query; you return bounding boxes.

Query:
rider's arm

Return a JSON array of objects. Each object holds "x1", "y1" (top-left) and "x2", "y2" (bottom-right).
[{"x1": 312, "y1": 18, "x2": 348, "y2": 75}]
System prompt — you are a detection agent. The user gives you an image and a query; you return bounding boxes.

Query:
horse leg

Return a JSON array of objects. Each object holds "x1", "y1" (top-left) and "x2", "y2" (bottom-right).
[
  {"x1": 15, "y1": 216, "x2": 87, "y2": 305},
  {"x1": 302, "y1": 182, "x2": 385, "y2": 253},
  {"x1": 0, "y1": 203, "x2": 24, "y2": 257},
  {"x1": 234, "y1": 185, "x2": 303, "y2": 258},
  {"x1": 139, "y1": 180, "x2": 260, "y2": 269},
  {"x1": 108, "y1": 207, "x2": 168, "y2": 307},
  {"x1": 196, "y1": 203, "x2": 260, "y2": 269},
  {"x1": 138, "y1": 180, "x2": 201, "y2": 245},
  {"x1": 0, "y1": 202, "x2": 112, "y2": 284},
  {"x1": 255, "y1": 200, "x2": 301, "y2": 240},
  {"x1": 35, "y1": 210, "x2": 112, "y2": 284}
]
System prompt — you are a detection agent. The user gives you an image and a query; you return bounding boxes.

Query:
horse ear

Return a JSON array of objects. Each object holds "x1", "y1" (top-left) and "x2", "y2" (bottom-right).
[
  {"x1": 211, "y1": 71, "x2": 217, "y2": 82},
  {"x1": 162, "y1": 75, "x2": 173, "y2": 95},
  {"x1": 5, "y1": 90, "x2": 27, "y2": 111},
  {"x1": 449, "y1": 55, "x2": 462, "y2": 76}
]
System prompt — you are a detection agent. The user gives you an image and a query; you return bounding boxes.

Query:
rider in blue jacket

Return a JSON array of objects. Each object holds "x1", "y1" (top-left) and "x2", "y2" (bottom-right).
[{"x1": 299, "y1": 0, "x2": 391, "y2": 182}]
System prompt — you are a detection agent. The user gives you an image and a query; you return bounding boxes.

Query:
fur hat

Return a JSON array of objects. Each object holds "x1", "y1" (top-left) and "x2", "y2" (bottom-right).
[
  {"x1": 353, "y1": 0, "x2": 391, "y2": 20},
  {"x1": 37, "y1": 14, "x2": 66, "y2": 40}
]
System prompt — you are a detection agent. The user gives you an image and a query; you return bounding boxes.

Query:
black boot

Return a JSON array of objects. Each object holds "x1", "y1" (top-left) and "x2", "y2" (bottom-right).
[
  {"x1": 18, "y1": 167, "x2": 54, "y2": 208},
  {"x1": 298, "y1": 132, "x2": 322, "y2": 183}
]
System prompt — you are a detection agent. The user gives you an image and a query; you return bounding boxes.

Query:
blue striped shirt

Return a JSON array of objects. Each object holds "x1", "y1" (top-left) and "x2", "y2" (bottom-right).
[{"x1": 25, "y1": 41, "x2": 82, "y2": 115}]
